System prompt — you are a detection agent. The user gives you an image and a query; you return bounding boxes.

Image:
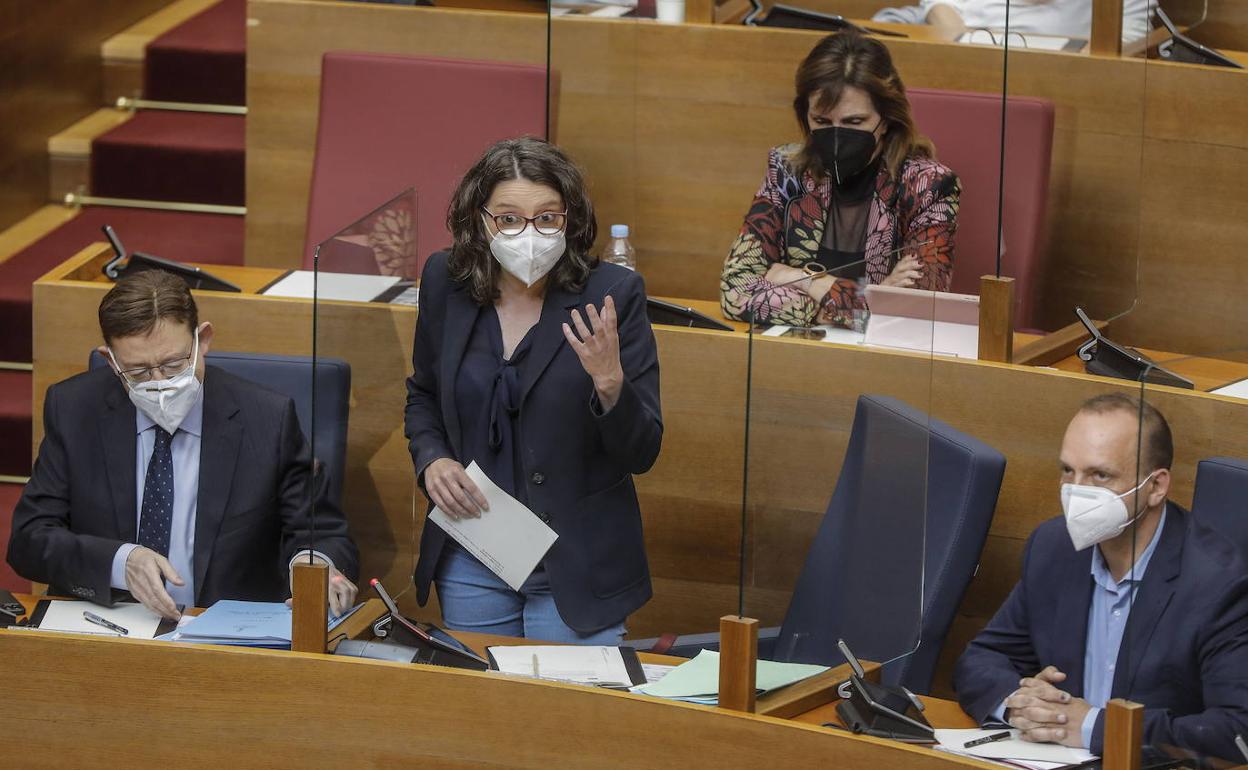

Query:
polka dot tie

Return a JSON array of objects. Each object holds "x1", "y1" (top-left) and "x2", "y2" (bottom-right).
[{"x1": 138, "y1": 428, "x2": 175, "y2": 557}]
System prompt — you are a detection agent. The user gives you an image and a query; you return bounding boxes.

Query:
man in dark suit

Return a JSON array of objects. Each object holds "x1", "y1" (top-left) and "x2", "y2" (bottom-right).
[
  {"x1": 954, "y1": 394, "x2": 1248, "y2": 762},
  {"x1": 7, "y1": 270, "x2": 358, "y2": 619}
]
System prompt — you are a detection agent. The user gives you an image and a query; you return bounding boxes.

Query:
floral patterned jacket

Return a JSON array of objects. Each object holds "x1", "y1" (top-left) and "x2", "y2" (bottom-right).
[{"x1": 720, "y1": 144, "x2": 961, "y2": 327}]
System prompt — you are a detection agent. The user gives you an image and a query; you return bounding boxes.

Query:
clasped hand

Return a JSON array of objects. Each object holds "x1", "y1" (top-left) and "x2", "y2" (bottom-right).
[{"x1": 1005, "y1": 666, "x2": 1091, "y2": 747}]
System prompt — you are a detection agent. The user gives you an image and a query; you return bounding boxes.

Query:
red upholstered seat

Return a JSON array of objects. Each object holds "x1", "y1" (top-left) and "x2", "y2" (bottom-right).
[
  {"x1": 304, "y1": 53, "x2": 549, "y2": 278},
  {"x1": 908, "y1": 89, "x2": 1055, "y2": 330}
]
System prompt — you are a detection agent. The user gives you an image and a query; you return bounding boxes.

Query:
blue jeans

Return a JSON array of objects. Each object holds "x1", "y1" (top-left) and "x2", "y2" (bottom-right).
[{"x1": 435, "y1": 543, "x2": 626, "y2": 645}]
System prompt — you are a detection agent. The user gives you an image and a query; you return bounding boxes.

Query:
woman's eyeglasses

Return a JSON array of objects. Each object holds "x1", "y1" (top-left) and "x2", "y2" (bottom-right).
[{"x1": 482, "y1": 208, "x2": 568, "y2": 236}]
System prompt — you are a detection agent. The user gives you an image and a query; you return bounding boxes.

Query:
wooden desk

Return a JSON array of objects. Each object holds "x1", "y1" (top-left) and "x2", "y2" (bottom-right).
[
  {"x1": 32, "y1": 245, "x2": 1248, "y2": 699},
  {"x1": 2, "y1": 594, "x2": 999, "y2": 768},
  {"x1": 1015, "y1": 331, "x2": 1248, "y2": 393}
]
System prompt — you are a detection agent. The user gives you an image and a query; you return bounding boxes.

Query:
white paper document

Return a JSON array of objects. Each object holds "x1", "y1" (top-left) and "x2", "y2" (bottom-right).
[
  {"x1": 934, "y1": 728, "x2": 1097, "y2": 767},
  {"x1": 1211, "y1": 378, "x2": 1248, "y2": 400},
  {"x1": 36, "y1": 601, "x2": 165, "y2": 639},
  {"x1": 429, "y1": 461, "x2": 558, "y2": 591},
  {"x1": 260, "y1": 270, "x2": 400, "y2": 303},
  {"x1": 488, "y1": 645, "x2": 634, "y2": 686}
]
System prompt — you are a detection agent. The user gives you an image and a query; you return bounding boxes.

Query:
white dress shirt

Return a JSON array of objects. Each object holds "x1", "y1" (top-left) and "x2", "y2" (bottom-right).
[
  {"x1": 921, "y1": 0, "x2": 1153, "y2": 43},
  {"x1": 110, "y1": 387, "x2": 205, "y2": 608}
]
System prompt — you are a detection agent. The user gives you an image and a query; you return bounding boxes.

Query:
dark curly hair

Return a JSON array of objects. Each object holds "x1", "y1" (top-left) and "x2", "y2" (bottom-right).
[{"x1": 446, "y1": 137, "x2": 598, "y2": 305}]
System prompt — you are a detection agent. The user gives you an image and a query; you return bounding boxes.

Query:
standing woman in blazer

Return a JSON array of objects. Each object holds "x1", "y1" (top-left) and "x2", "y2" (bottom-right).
[{"x1": 404, "y1": 137, "x2": 663, "y2": 644}]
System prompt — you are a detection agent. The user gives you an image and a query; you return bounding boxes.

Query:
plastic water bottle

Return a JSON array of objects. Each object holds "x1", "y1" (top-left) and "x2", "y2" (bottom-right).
[{"x1": 604, "y1": 224, "x2": 636, "y2": 270}]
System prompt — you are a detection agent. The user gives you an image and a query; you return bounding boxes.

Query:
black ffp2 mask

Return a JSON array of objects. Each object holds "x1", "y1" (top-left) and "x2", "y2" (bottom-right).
[{"x1": 812, "y1": 126, "x2": 879, "y2": 184}]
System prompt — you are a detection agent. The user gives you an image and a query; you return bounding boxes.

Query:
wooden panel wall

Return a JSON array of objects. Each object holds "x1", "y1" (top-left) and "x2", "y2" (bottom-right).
[
  {"x1": 0, "y1": 0, "x2": 168, "y2": 231},
  {"x1": 33, "y1": 254, "x2": 1248, "y2": 695},
  {"x1": 245, "y1": 1, "x2": 1248, "y2": 359}
]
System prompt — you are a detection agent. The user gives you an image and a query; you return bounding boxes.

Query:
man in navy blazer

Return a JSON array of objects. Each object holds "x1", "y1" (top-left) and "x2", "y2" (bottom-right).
[
  {"x1": 954, "y1": 394, "x2": 1248, "y2": 762},
  {"x1": 7, "y1": 270, "x2": 358, "y2": 618}
]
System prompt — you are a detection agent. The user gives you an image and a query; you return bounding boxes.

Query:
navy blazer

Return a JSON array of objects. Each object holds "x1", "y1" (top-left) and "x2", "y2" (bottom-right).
[
  {"x1": 953, "y1": 504, "x2": 1248, "y2": 761},
  {"x1": 7, "y1": 366, "x2": 359, "y2": 606},
  {"x1": 404, "y1": 252, "x2": 663, "y2": 633}
]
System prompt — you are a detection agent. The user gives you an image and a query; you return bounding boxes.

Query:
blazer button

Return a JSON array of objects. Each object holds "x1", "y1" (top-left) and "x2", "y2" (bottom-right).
[
  {"x1": 531, "y1": 472, "x2": 546, "y2": 486},
  {"x1": 537, "y1": 511, "x2": 551, "y2": 524}
]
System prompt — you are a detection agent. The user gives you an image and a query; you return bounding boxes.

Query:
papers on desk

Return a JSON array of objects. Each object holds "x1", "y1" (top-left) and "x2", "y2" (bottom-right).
[
  {"x1": 957, "y1": 30, "x2": 1084, "y2": 52},
  {"x1": 487, "y1": 645, "x2": 644, "y2": 687},
  {"x1": 934, "y1": 728, "x2": 1096, "y2": 769},
  {"x1": 761, "y1": 325, "x2": 866, "y2": 346},
  {"x1": 161, "y1": 600, "x2": 362, "y2": 648},
  {"x1": 634, "y1": 649, "x2": 827, "y2": 705},
  {"x1": 429, "y1": 461, "x2": 558, "y2": 591},
  {"x1": 1211, "y1": 377, "x2": 1248, "y2": 400},
  {"x1": 260, "y1": 270, "x2": 400, "y2": 303},
  {"x1": 35, "y1": 601, "x2": 165, "y2": 639}
]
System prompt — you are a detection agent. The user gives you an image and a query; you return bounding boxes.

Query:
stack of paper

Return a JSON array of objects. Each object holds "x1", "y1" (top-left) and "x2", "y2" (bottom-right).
[
  {"x1": 934, "y1": 728, "x2": 1097, "y2": 769},
  {"x1": 160, "y1": 601, "x2": 361, "y2": 648},
  {"x1": 488, "y1": 645, "x2": 636, "y2": 687},
  {"x1": 634, "y1": 649, "x2": 827, "y2": 705}
]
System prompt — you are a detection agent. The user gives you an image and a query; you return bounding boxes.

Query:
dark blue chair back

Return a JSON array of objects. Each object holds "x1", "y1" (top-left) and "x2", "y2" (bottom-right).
[
  {"x1": 88, "y1": 350, "x2": 351, "y2": 505},
  {"x1": 1192, "y1": 456, "x2": 1248, "y2": 557},
  {"x1": 775, "y1": 394, "x2": 1006, "y2": 694}
]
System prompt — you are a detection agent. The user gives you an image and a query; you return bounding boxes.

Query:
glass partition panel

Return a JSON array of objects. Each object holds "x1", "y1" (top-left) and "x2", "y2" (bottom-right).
[
  {"x1": 303, "y1": 0, "x2": 554, "y2": 628},
  {"x1": 741, "y1": 286, "x2": 938, "y2": 680},
  {"x1": 306, "y1": 190, "x2": 422, "y2": 619},
  {"x1": 1000, "y1": 0, "x2": 1145, "y2": 336},
  {"x1": 1126, "y1": 0, "x2": 1248, "y2": 365}
]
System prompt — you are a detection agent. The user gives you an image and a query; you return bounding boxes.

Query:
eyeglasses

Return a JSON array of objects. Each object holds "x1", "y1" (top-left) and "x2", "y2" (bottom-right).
[
  {"x1": 113, "y1": 351, "x2": 194, "y2": 384},
  {"x1": 482, "y1": 208, "x2": 568, "y2": 236}
]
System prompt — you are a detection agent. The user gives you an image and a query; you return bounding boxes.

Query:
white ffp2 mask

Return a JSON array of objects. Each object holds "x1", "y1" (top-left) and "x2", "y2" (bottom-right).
[
  {"x1": 109, "y1": 333, "x2": 202, "y2": 434},
  {"x1": 488, "y1": 226, "x2": 566, "y2": 287},
  {"x1": 1061, "y1": 471, "x2": 1157, "y2": 551}
]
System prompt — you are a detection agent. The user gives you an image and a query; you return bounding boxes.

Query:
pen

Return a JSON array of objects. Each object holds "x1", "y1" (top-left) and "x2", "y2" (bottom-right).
[
  {"x1": 1235, "y1": 734, "x2": 1248, "y2": 762},
  {"x1": 82, "y1": 611, "x2": 129, "y2": 636},
  {"x1": 964, "y1": 731, "x2": 1012, "y2": 748}
]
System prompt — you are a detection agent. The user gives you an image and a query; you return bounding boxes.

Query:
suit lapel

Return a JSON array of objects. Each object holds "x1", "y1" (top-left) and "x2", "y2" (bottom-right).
[
  {"x1": 439, "y1": 284, "x2": 479, "y2": 459},
  {"x1": 101, "y1": 385, "x2": 138, "y2": 541},
  {"x1": 1052, "y1": 547, "x2": 1095, "y2": 695},
  {"x1": 519, "y1": 284, "x2": 581, "y2": 406},
  {"x1": 194, "y1": 370, "x2": 242, "y2": 603},
  {"x1": 1113, "y1": 506, "x2": 1184, "y2": 696}
]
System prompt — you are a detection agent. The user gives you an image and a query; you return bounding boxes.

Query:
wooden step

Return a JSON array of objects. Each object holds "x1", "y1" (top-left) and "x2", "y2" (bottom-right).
[
  {"x1": 100, "y1": 0, "x2": 219, "y2": 104},
  {"x1": 47, "y1": 109, "x2": 134, "y2": 204},
  {"x1": 0, "y1": 205, "x2": 79, "y2": 269}
]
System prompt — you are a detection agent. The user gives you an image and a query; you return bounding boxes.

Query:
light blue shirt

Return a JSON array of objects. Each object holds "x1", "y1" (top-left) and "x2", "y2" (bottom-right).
[
  {"x1": 109, "y1": 388, "x2": 205, "y2": 609},
  {"x1": 989, "y1": 508, "x2": 1168, "y2": 748},
  {"x1": 1079, "y1": 507, "x2": 1168, "y2": 747}
]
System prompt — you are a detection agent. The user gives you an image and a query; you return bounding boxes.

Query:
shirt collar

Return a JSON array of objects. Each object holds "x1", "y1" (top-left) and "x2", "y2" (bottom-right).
[
  {"x1": 134, "y1": 381, "x2": 205, "y2": 438},
  {"x1": 1090, "y1": 504, "x2": 1168, "y2": 591}
]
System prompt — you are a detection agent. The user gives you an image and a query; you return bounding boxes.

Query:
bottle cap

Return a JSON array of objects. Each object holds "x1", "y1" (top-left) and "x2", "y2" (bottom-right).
[{"x1": 610, "y1": 224, "x2": 629, "y2": 239}]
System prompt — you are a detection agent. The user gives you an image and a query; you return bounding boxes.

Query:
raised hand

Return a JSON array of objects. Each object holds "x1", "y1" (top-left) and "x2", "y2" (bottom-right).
[{"x1": 563, "y1": 295, "x2": 625, "y2": 412}]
